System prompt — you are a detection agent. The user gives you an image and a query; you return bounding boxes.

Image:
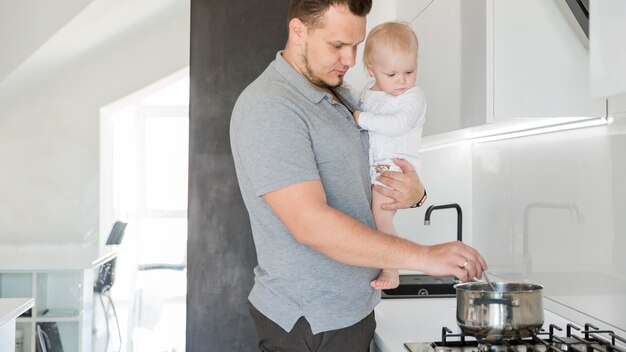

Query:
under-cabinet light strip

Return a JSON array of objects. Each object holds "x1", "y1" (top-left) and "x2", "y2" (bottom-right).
[
  {"x1": 467, "y1": 117, "x2": 609, "y2": 144},
  {"x1": 420, "y1": 117, "x2": 609, "y2": 152}
]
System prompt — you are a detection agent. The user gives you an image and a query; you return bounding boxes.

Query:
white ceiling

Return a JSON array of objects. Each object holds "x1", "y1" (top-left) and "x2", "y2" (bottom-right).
[
  {"x1": 0, "y1": 0, "x2": 94, "y2": 82},
  {"x1": 0, "y1": 0, "x2": 185, "y2": 98}
]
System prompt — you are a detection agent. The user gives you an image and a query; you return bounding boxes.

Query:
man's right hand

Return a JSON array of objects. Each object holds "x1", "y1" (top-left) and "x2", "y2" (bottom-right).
[{"x1": 417, "y1": 240, "x2": 488, "y2": 282}]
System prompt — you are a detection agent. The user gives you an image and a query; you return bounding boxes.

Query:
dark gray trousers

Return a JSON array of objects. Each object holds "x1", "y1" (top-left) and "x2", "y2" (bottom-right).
[{"x1": 248, "y1": 301, "x2": 376, "y2": 352}]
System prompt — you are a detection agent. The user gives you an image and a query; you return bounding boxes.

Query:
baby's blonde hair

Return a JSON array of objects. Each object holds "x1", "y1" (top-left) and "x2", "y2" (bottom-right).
[{"x1": 363, "y1": 21, "x2": 418, "y2": 67}]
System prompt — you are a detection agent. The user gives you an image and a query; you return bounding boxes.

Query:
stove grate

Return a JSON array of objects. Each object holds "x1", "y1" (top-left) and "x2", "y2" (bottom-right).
[{"x1": 421, "y1": 323, "x2": 626, "y2": 352}]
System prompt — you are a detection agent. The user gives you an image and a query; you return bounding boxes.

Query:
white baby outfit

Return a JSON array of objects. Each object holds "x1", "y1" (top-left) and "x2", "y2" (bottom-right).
[{"x1": 357, "y1": 83, "x2": 427, "y2": 185}]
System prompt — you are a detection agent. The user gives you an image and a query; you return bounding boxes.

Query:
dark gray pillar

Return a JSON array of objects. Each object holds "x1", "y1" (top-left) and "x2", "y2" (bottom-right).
[{"x1": 187, "y1": 0, "x2": 288, "y2": 350}]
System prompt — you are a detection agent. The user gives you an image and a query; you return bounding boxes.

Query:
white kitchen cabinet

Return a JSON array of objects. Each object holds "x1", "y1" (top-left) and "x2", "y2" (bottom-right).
[
  {"x1": 590, "y1": 0, "x2": 626, "y2": 101},
  {"x1": 0, "y1": 271, "x2": 84, "y2": 352},
  {"x1": 409, "y1": 0, "x2": 487, "y2": 136},
  {"x1": 491, "y1": 0, "x2": 604, "y2": 119},
  {"x1": 590, "y1": 0, "x2": 626, "y2": 115},
  {"x1": 0, "y1": 298, "x2": 34, "y2": 352},
  {"x1": 405, "y1": 0, "x2": 606, "y2": 136},
  {"x1": 0, "y1": 245, "x2": 117, "y2": 352}
]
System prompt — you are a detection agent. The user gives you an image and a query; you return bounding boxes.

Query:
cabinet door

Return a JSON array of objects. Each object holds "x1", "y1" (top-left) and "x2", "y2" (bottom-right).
[
  {"x1": 405, "y1": 0, "x2": 605, "y2": 137},
  {"x1": 492, "y1": 0, "x2": 605, "y2": 119},
  {"x1": 409, "y1": 0, "x2": 487, "y2": 136},
  {"x1": 590, "y1": 0, "x2": 626, "y2": 107}
]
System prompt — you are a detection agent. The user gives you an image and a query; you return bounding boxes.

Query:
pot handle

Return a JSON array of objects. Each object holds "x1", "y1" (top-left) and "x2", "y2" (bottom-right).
[{"x1": 473, "y1": 297, "x2": 514, "y2": 306}]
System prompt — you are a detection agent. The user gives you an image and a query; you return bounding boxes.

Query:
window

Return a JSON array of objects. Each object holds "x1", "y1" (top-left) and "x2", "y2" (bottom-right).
[{"x1": 100, "y1": 68, "x2": 188, "y2": 352}]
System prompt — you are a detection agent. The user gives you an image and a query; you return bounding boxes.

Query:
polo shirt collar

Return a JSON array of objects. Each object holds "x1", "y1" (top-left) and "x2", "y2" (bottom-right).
[{"x1": 273, "y1": 51, "x2": 329, "y2": 105}]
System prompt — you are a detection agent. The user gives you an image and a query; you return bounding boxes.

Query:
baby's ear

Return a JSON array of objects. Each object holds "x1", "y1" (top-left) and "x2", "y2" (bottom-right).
[{"x1": 366, "y1": 64, "x2": 374, "y2": 77}]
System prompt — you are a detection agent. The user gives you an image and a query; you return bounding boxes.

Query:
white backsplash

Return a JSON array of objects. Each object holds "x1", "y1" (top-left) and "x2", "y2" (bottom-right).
[
  {"x1": 395, "y1": 114, "x2": 626, "y2": 332},
  {"x1": 395, "y1": 142, "x2": 473, "y2": 248}
]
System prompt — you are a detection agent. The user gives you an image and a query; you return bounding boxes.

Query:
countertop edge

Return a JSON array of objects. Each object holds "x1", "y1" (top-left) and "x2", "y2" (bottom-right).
[{"x1": 0, "y1": 298, "x2": 34, "y2": 327}]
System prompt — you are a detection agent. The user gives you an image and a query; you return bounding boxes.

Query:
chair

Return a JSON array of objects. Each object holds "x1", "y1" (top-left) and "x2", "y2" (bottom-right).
[
  {"x1": 137, "y1": 258, "x2": 186, "y2": 272},
  {"x1": 36, "y1": 322, "x2": 63, "y2": 352},
  {"x1": 94, "y1": 221, "x2": 126, "y2": 293},
  {"x1": 94, "y1": 221, "x2": 127, "y2": 352},
  {"x1": 106, "y1": 221, "x2": 127, "y2": 245}
]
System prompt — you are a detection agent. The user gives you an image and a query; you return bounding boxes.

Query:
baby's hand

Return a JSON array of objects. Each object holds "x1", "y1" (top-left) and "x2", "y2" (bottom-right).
[{"x1": 353, "y1": 110, "x2": 361, "y2": 124}]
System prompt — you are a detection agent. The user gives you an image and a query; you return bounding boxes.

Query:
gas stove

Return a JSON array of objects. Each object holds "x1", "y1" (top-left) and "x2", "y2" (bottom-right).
[{"x1": 405, "y1": 323, "x2": 626, "y2": 352}]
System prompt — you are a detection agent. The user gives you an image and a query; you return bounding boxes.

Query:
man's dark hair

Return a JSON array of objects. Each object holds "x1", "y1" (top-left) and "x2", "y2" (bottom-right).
[{"x1": 288, "y1": 0, "x2": 372, "y2": 30}]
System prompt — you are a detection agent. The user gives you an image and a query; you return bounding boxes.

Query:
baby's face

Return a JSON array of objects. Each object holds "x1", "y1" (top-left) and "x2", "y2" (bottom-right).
[{"x1": 367, "y1": 46, "x2": 417, "y2": 96}]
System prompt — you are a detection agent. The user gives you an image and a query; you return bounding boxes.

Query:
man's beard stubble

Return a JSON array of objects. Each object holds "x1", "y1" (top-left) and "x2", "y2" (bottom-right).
[{"x1": 301, "y1": 44, "x2": 343, "y2": 89}]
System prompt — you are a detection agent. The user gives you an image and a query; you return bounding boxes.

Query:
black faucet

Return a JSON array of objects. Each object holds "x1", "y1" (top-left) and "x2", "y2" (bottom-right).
[{"x1": 424, "y1": 203, "x2": 463, "y2": 242}]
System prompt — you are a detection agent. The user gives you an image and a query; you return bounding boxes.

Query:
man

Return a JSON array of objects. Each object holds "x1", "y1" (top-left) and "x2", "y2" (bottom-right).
[{"x1": 230, "y1": 0, "x2": 487, "y2": 350}]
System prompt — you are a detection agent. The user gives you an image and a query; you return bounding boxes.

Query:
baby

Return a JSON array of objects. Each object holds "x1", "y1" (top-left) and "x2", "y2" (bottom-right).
[{"x1": 353, "y1": 21, "x2": 427, "y2": 290}]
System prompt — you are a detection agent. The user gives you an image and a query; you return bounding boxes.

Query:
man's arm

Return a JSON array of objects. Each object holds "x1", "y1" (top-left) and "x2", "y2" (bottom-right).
[{"x1": 263, "y1": 179, "x2": 487, "y2": 281}]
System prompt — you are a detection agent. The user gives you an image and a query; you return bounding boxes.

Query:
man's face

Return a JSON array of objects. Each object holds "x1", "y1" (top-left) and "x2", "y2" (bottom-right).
[{"x1": 299, "y1": 5, "x2": 366, "y2": 88}]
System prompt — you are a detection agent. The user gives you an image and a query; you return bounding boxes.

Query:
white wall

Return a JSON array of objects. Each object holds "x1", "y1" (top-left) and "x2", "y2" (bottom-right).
[
  {"x1": 0, "y1": 5, "x2": 189, "y2": 245},
  {"x1": 344, "y1": 0, "x2": 397, "y2": 90}
]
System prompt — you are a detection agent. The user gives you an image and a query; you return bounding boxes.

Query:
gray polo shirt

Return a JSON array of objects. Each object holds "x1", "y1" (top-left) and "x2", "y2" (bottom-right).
[{"x1": 230, "y1": 51, "x2": 380, "y2": 334}]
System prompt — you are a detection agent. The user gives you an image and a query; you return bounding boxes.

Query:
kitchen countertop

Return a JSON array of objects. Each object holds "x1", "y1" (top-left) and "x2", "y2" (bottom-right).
[
  {"x1": 0, "y1": 298, "x2": 34, "y2": 328},
  {"x1": 0, "y1": 298, "x2": 34, "y2": 352},
  {"x1": 373, "y1": 297, "x2": 601, "y2": 352},
  {"x1": 0, "y1": 244, "x2": 118, "y2": 270}
]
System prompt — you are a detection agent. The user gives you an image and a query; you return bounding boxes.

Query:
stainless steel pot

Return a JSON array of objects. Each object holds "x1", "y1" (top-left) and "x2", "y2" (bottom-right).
[{"x1": 455, "y1": 281, "x2": 544, "y2": 341}]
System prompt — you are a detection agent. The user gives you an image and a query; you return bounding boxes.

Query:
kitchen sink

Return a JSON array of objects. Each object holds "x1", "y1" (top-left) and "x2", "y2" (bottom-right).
[{"x1": 381, "y1": 274, "x2": 458, "y2": 298}]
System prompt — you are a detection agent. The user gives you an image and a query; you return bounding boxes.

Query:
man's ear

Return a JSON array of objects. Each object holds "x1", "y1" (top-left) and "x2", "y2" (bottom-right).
[{"x1": 288, "y1": 18, "x2": 306, "y2": 46}]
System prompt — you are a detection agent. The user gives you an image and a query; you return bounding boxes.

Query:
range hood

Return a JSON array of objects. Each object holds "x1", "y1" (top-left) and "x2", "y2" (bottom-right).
[{"x1": 564, "y1": 0, "x2": 590, "y2": 38}]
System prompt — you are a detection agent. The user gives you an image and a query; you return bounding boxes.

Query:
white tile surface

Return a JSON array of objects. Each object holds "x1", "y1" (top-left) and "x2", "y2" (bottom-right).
[
  {"x1": 470, "y1": 122, "x2": 626, "y2": 330},
  {"x1": 609, "y1": 95, "x2": 626, "y2": 116},
  {"x1": 394, "y1": 144, "x2": 472, "y2": 275}
]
